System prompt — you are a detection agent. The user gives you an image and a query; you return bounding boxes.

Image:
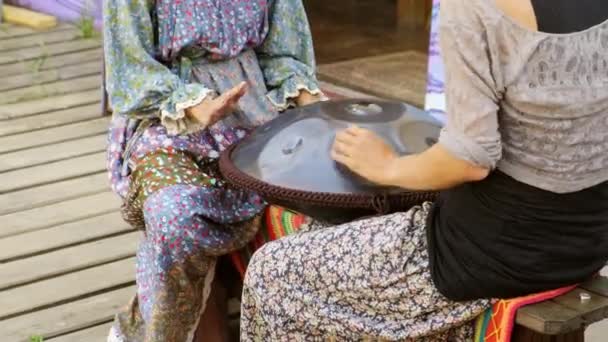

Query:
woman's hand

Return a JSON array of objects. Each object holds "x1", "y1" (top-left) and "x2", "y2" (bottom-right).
[
  {"x1": 331, "y1": 127, "x2": 490, "y2": 190},
  {"x1": 295, "y1": 89, "x2": 324, "y2": 107},
  {"x1": 186, "y1": 82, "x2": 248, "y2": 127},
  {"x1": 331, "y1": 125, "x2": 398, "y2": 185}
]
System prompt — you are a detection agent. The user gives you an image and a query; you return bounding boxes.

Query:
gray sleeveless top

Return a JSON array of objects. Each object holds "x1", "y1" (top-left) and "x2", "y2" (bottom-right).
[{"x1": 438, "y1": 0, "x2": 608, "y2": 193}]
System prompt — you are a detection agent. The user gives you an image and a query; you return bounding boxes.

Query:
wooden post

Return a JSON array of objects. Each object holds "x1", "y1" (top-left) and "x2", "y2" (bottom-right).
[
  {"x1": 512, "y1": 325, "x2": 585, "y2": 342},
  {"x1": 396, "y1": 0, "x2": 432, "y2": 30}
]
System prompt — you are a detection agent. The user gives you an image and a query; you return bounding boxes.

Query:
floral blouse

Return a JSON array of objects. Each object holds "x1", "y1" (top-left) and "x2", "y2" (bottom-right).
[{"x1": 103, "y1": 0, "x2": 322, "y2": 135}]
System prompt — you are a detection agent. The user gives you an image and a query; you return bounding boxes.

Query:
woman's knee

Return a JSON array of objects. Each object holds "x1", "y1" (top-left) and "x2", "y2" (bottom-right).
[
  {"x1": 243, "y1": 242, "x2": 274, "y2": 287},
  {"x1": 143, "y1": 185, "x2": 202, "y2": 241}
]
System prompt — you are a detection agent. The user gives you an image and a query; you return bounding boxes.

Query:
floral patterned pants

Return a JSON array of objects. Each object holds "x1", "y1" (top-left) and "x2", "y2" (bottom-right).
[
  {"x1": 109, "y1": 150, "x2": 267, "y2": 342},
  {"x1": 241, "y1": 204, "x2": 492, "y2": 341}
]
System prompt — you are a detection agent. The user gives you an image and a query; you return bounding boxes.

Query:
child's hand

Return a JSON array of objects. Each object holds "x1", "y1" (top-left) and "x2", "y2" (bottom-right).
[{"x1": 186, "y1": 82, "x2": 248, "y2": 127}]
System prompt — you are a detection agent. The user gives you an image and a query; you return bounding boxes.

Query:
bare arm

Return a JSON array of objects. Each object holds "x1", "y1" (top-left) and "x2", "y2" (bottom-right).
[
  {"x1": 331, "y1": 126, "x2": 489, "y2": 191},
  {"x1": 495, "y1": 0, "x2": 538, "y2": 30}
]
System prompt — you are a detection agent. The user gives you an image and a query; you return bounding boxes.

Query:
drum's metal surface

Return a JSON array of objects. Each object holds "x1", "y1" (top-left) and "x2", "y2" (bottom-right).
[{"x1": 219, "y1": 99, "x2": 442, "y2": 223}]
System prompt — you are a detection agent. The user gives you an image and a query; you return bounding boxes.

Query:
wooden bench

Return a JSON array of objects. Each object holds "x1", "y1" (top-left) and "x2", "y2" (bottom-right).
[{"x1": 512, "y1": 275, "x2": 608, "y2": 341}]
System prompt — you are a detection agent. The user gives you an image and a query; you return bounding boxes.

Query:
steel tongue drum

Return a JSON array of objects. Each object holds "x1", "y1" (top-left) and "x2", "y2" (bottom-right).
[{"x1": 219, "y1": 99, "x2": 442, "y2": 223}]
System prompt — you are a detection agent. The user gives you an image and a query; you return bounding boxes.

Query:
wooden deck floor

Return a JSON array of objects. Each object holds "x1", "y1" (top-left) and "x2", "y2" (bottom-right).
[
  {"x1": 0, "y1": 21, "x2": 374, "y2": 342},
  {"x1": 0, "y1": 23, "x2": 136, "y2": 341}
]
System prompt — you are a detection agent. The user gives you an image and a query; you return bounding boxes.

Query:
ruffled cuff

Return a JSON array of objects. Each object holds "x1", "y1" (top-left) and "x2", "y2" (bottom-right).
[
  {"x1": 159, "y1": 83, "x2": 214, "y2": 136},
  {"x1": 266, "y1": 75, "x2": 328, "y2": 111}
]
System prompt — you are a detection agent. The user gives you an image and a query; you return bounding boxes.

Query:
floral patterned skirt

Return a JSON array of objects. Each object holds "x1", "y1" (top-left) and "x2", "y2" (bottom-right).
[{"x1": 241, "y1": 203, "x2": 492, "y2": 341}]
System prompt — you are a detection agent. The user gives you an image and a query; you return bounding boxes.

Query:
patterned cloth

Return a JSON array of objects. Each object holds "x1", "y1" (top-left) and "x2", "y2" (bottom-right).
[
  {"x1": 105, "y1": 0, "x2": 322, "y2": 197},
  {"x1": 241, "y1": 204, "x2": 492, "y2": 340},
  {"x1": 473, "y1": 286, "x2": 577, "y2": 342},
  {"x1": 103, "y1": 0, "x2": 323, "y2": 341},
  {"x1": 109, "y1": 149, "x2": 265, "y2": 341},
  {"x1": 234, "y1": 200, "x2": 580, "y2": 341},
  {"x1": 155, "y1": 0, "x2": 269, "y2": 61},
  {"x1": 237, "y1": 202, "x2": 579, "y2": 341},
  {"x1": 104, "y1": 0, "x2": 320, "y2": 143}
]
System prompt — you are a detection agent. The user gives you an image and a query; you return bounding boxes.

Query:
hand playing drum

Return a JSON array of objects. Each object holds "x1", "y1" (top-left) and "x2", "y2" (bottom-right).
[{"x1": 219, "y1": 99, "x2": 443, "y2": 223}]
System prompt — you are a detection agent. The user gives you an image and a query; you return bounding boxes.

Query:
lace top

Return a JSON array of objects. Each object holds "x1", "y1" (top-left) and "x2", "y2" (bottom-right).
[{"x1": 438, "y1": 0, "x2": 608, "y2": 193}]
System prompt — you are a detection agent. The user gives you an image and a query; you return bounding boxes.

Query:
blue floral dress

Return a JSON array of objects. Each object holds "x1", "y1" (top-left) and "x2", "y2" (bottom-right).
[{"x1": 103, "y1": 0, "x2": 323, "y2": 341}]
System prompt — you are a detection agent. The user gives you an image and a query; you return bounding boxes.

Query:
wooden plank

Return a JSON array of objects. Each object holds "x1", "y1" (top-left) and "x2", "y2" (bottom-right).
[
  {"x1": 1, "y1": 191, "x2": 120, "y2": 238},
  {"x1": 0, "y1": 117, "x2": 108, "y2": 154},
  {"x1": 551, "y1": 288, "x2": 608, "y2": 328},
  {"x1": 0, "y1": 23, "x2": 71, "y2": 39},
  {"x1": 581, "y1": 276, "x2": 608, "y2": 297},
  {"x1": 0, "y1": 286, "x2": 133, "y2": 341},
  {"x1": 0, "y1": 60, "x2": 100, "y2": 91},
  {"x1": 0, "y1": 231, "x2": 138, "y2": 289},
  {"x1": 0, "y1": 104, "x2": 101, "y2": 137},
  {"x1": 319, "y1": 80, "x2": 378, "y2": 100},
  {"x1": 0, "y1": 172, "x2": 108, "y2": 215},
  {"x1": 0, "y1": 48, "x2": 101, "y2": 78},
  {"x1": 0, "y1": 23, "x2": 38, "y2": 39},
  {"x1": 0, "y1": 89, "x2": 100, "y2": 120},
  {"x1": 0, "y1": 74, "x2": 101, "y2": 104},
  {"x1": 0, "y1": 27, "x2": 80, "y2": 51},
  {"x1": 0, "y1": 257, "x2": 135, "y2": 320},
  {"x1": 396, "y1": 0, "x2": 432, "y2": 29},
  {"x1": 0, "y1": 39, "x2": 99, "y2": 65},
  {"x1": 50, "y1": 322, "x2": 114, "y2": 342},
  {"x1": 512, "y1": 325, "x2": 584, "y2": 342},
  {"x1": 0, "y1": 132, "x2": 105, "y2": 169},
  {"x1": 317, "y1": 51, "x2": 428, "y2": 107},
  {"x1": 0, "y1": 211, "x2": 129, "y2": 262},
  {"x1": 0, "y1": 134, "x2": 105, "y2": 172},
  {"x1": 516, "y1": 300, "x2": 583, "y2": 335},
  {"x1": 0, "y1": 152, "x2": 105, "y2": 193},
  {"x1": 2, "y1": 5, "x2": 58, "y2": 30}
]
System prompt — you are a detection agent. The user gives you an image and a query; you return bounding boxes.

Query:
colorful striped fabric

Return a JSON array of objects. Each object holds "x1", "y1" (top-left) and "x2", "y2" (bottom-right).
[
  {"x1": 473, "y1": 285, "x2": 577, "y2": 341},
  {"x1": 230, "y1": 205, "x2": 307, "y2": 278}
]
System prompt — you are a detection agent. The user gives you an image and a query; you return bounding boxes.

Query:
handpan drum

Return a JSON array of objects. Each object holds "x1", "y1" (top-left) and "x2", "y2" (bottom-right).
[{"x1": 219, "y1": 99, "x2": 442, "y2": 223}]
